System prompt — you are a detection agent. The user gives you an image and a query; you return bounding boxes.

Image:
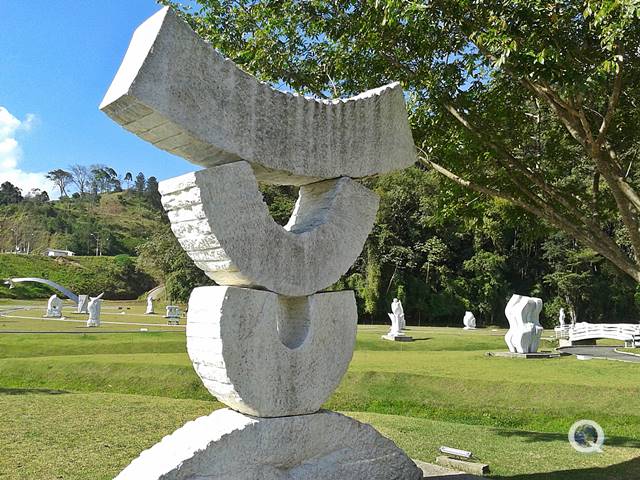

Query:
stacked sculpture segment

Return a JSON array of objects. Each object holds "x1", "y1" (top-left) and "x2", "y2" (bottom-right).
[
  {"x1": 104, "y1": 7, "x2": 421, "y2": 479},
  {"x1": 100, "y1": 7, "x2": 415, "y2": 186}
]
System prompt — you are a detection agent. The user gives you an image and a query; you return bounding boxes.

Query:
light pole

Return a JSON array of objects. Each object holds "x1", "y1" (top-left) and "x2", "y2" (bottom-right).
[
  {"x1": 90, "y1": 233, "x2": 100, "y2": 256},
  {"x1": 10, "y1": 228, "x2": 18, "y2": 254},
  {"x1": 26, "y1": 233, "x2": 35, "y2": 255}
]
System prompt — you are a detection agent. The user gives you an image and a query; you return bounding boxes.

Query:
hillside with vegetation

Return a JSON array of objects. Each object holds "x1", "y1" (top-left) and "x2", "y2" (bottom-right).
[{"x1": 0, "y1": 254, "x2": 154, "y2": 300}]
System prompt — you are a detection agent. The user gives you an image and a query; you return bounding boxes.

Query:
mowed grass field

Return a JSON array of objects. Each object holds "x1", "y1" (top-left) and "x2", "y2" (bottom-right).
[{"x1": 1, "y1": 299, "x2": 640, "y2": 479}]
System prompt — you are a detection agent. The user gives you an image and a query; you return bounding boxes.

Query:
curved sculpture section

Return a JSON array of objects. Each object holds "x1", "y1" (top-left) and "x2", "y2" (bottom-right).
[
  {"x1": 504, "y1": 294, "x2": 544, "y2": 354},
  {"x1": 187, "y1": 286, "x2": 358, "y2": 417},
  {"x1": 100, "y1": 7, "x2": 416, "y2": 185},
  {"x1": 160, "y1": 161, "x2": 379, "y2": 297},
  {"x1": 5, "y1": 277, "x2": 79, "y2": 304},
  {"x1": 114, "y1": 409, "x2": 423, "y2": 480}
]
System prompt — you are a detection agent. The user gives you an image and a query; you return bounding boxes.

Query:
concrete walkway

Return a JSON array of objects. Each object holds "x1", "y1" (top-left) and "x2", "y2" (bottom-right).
[{"x1": 560, "y1": 346, "x2": 640, "y2": 363}]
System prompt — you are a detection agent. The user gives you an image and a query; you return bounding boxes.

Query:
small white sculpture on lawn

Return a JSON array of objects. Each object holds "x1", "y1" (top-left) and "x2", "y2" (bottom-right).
[
  {"x1": 45, "y1": 294, "x2": 63, "y2": 318},
  {"x1": 463, "y1": 311, "x2": 477, "y2": 330},
  {"x1": 559, "y1": 308, "x2": 566, "y2": 327},
  {"x1": 145, "y1": 296, "x2": 155, "y2": 315},
  {"x1": 76, "y1": 295, "x2": 89, "y2": 314},
  {"x1": 504, "y1": 294, "x2": 544, "y2": 354},
  {"x1": 391, "y1": 298, "x2": 406, "y2": 330},
  {"x1": 383, "y1": 298, "x2": 413, "y2": 342},
  {"x1": 87, "y1": 294, "x2": 104, "y2": 327}
]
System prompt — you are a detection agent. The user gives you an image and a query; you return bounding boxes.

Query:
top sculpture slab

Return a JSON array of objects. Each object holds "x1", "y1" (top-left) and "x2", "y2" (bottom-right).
[{"x1": 100, "y1": 7, "x2": 416, "y2": 185}]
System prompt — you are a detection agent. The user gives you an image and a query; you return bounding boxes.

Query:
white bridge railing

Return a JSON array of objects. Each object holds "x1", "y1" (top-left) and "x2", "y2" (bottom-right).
[{"x1": 555, "y1": 322, "x2": 640, "y2": 346}]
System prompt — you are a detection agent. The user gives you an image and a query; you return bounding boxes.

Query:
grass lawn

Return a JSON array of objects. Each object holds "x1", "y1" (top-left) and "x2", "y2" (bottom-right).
[{"x1": 1, "y1": 300, "x2": 639, "y2": 479}]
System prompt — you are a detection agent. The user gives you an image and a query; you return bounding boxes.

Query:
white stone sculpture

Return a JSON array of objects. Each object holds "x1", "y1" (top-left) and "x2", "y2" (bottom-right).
[
  {"x1": 383, "y1": 299, "x2": 413, "y2": 342},
  {"x1": 86, "y1": 294, "x2": 104, "y2": 327},
  {"x1": 76, "y1": 295, "x2": 89, "y2": 314},
  {"x1": 463, "y1": 311, "x2": 476, "y2": 330},
  {"x1": 160, "y1": 163, "x2": 379, "y2": 296},
  {"x1": 102, "y1": 7, "x2": 421, "y2": 479},
  {"x1": 188, "y1": 286, "x2": 357, "y2": 417},
  {"x1": 100, "y1": 10, "x2": 415, "y2": 186},
  {"x1": 45, "y1": 294, "x2": 63, "y2": 318},
  {"x1": 165, "y1": 305, "x2": 180, "y2": 325},
  {"x1": 504, "y1": 294, "x2": 544, "y2": 354},
  {"x1": 559, "y1": 308, "x2": 566, "y2": 327},
  {"x1": 392, "y1": 298, "x2": 406, "y2": 330},
  {"x1": 115, "y1": 409, "x2": 421, "y2": 480},
  {"x1": 145, "y1": 296, "x2": 155, "y2": 315}
]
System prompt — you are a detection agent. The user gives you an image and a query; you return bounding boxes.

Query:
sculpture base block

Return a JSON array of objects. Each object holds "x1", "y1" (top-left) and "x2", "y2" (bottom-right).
[
  {"x1": 463, "y1": 327, "x2": 476, "y2": 330},
  {"x1": 382, "y1": 334, "x2": 414, "y2": 342},
  {"x1": 115, "y1": 409, "x2": 423, "y2": 480}
]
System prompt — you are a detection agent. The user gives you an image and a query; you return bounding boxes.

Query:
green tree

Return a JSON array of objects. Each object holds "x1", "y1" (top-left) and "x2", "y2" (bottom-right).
[
  {"x1": 46, "y1": 169, "x2": 73, "y2": 197},
  {"x1": 165, "y1": 0, "x2": 640, "y2": 284},
  {"x1": 0, "y1": 181, "x2": 23, "y2": 205},
  {"x1": 134, "y1": 172, "x2": 146, "y2": 193}
]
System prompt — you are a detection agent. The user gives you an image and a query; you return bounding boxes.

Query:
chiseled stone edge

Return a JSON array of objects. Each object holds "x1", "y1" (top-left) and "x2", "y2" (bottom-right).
[
  {"x1": 100, "y1": 7, "x2": 416, "y2": 185},
  {"x1": 186, "y1": 286, "x2": 357, "y2": 417},
  {"x1": 114, "y1": 409, "x2": 424, "y2": 480},
  {"x1": 160, "y1": 162, "x2": 379, "y2": 297}
]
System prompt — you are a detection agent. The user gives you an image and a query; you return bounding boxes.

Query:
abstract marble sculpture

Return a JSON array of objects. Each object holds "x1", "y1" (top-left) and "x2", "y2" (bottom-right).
[
  {"x1": 383, "y1": 299, "x2": 414, "y2": 342},
  {"x1": 86, "y1": 294, "x2": 103, "y2": 328},
  {"x1": 504, "y1": 294, "x2": 544, "y2": 354},
  {"x1": 463, "y1": 311, "x2": 476, "y2": 330},
  {"x1": 45, "y1": 294, "x2": 62, "y2": 318},
  {"x1": 145, "y1": 296, "x2": 155, "y2": 315},
  {"x1": 102, "y1": 7, "x2": 420, "y2": 479},
  {"x1": 558, "y1": 308, "x2": 566, "y2": 327},
  {"x1": 392, "y1": 298, "x2": 406, "y2": 330}
]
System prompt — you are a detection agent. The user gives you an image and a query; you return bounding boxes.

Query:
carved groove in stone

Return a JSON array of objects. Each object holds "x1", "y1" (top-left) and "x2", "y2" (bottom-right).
[
  {"x1": 160, "y1": 161, "x2": 379, "y2": 297},
  {"x1": 187, "y1": 286, "x2": 357, "y2": 417},
  {"x1": 100, "y1": 7, "x2": 416, "y2": 185}
]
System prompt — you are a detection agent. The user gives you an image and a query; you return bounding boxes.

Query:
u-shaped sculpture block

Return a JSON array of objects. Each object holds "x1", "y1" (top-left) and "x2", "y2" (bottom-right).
[
  {"x1": 160, "y1": 161, "x2": 379, "y2": 297},
  {"x1": 187, "y1": 286, "x2": 358, "y2": 417},
  {"x1": 100, "y1": 7, "x2": 415, "y2": 186}
]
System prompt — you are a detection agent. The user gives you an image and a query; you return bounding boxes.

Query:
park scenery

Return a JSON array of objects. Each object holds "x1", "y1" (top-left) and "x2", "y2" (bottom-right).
[{"x1": 2, "y1": 1, "x2": 640, "y2": 479}]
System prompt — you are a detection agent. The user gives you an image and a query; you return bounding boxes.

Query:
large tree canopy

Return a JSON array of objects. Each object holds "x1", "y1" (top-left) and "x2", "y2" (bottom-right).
[{"x1": 163, "y1": 0, "x2": 640, "y2": 282}]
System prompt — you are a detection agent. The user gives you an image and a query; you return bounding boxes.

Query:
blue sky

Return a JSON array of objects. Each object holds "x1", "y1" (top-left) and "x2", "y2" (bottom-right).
[{"x1": 0, "y1": 1, "x2": 201, "y2": 196}]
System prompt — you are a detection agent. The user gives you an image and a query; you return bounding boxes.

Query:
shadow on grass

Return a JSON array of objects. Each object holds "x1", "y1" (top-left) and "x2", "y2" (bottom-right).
[
  {"x1": 495, "y1": 429, "x2": 640, "y2": 448},
  {"x1": 0, "y1": 387, "x2": 69, "y2": 395},
  {"x1": 490, "y1": 456, "x2": 640, "y2": 480}
]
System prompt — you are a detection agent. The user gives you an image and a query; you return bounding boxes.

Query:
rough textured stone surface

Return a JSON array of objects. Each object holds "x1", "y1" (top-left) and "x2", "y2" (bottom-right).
[
  {"x1": 504, "y1": 294, "x2": 544, "y2": 354},
  {"x1": 187, "y1": 286, "x2": 357, "y2": 417},
  {"x1": 114, "y1": 408, "x2": 424, "y2": 480},
  {"x1": 160, "y1": 161, "x2": 379, "y2": 296},
  {"x1": 100, "y1": 7, "x2": 416, "y2": 185}
]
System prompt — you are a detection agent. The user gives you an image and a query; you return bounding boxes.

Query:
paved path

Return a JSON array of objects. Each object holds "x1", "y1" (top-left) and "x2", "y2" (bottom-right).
[{"x1": 560, "y1": 346, "x2": 640, "y2": 363}]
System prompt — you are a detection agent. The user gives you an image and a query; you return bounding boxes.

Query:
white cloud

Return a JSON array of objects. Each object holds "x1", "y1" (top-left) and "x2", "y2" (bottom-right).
[{"x1": 0, "y1": 106, "x2": 53, "y2": 197}]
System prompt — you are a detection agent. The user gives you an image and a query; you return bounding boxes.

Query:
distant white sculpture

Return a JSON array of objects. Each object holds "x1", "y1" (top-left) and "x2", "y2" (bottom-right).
[
  {"x1": 146, "y1": 296, "x2": 155, "y2": 315},
  {"x1": 77, "y1": 295, "x2": 89, "y2": 314},
  {"x1": 87, "y1": 294, "x2": 104, "y2": 327},
  {"x1": 504, "y1": 294, "x2": 544, "y2": 354},
  {"x1": 391, "y1": 298, "x2": 406, "y2": 330},
  {"x1": 45, "y1": 294, "x2": 63, "y2": 318},
  {"x1": 463, "y1": 311, "x2": 476, "y2": 330},
  {"x1": 383, "y1": 299, "x2": 413, "y2": 342},
  {"x1": 165, "y1": 305, "x2": 181, "y2": 325},
  {"x1": 559, "y1": 308, "x2": 566, "y2": 327}
]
